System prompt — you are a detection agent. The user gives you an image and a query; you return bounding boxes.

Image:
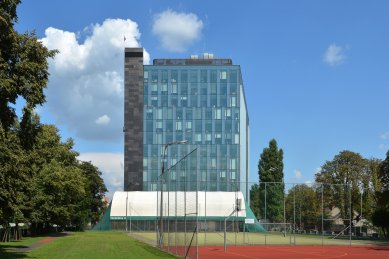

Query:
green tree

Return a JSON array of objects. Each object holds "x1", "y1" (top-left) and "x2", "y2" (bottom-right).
[
  {"x1": 372, "y1": 151, "x2": 389, "y2": 237},
  {"x1": 249, "y1": 184, "x2": 260, "y2": 219},
  {"x1": 285, "y1": 184, "x2": 321, "y2": 231},
  {"x1": 258, "y1": 139, "x2": 284, "y2": 222},
  {"x1": 78, "y1": 161, "x2": 108, "y2": 228},
  {"x1": 0, "y1": 2, "x2": 107, "y2": 240},
  {"x1": 30, "y1": 160, "x2": 87, "y2": 234},
  {"x1": 315, "y1": 151, "x2": 369, "y2": 227},
  {"x1": 0, "y1": 0, "x2": 56, "y2": 131},
  {"x1": 0, "y1": 123, "x2": 30, "y2": 241}
]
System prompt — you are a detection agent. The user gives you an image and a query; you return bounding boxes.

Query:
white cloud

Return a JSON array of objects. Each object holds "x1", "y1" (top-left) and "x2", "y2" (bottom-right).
[
  {"x1": 95, "y1": 114, "x2": 111, "y2": 125},
  {"x1": 41, "y1": 19, "x2": 149, "y2": 141},
  {"x1": 152, "y1": 9, "x2": 203, "y2": 52},
  {"x1": 78, "y1": 152, "x2": 124, "y2": 199},
  {"x1": 323, "y1": 44, "x2": 346, "y2": 66},
  {"x1": 380, "y1": 131, "x2": 389, "y2": 140},
  {"x1": 379, "y1": 144, "x2": 389, "y2": 150},
  {"x1": 294, "y1": 169, "x2": 302, "y2": 179}
]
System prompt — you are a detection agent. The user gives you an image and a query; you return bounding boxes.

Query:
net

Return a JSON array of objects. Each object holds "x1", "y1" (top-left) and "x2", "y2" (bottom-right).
[{"x1": 158, "y1": 148, "x2": 198, "y2": 259}]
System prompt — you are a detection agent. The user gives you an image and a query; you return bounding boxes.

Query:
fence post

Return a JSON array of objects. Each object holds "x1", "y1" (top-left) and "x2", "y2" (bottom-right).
[
  {"x1": 349, "y1": 183, "x2": 352, "y2": 246},
  {"x1": 321, "y1": 183, "x2": 324, "y2": 246},
  {"x1": 224, "y1": 218, "x2": 227, "y2": 252},
  {"x1": 265, "y1": 182, "x2": 267, "y2": 246}
]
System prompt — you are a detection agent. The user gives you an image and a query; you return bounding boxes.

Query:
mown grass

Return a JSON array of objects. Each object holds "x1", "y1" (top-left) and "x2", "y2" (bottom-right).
[
  {"x1": 0, "y1": 236, "x2": 46, "y2": 258},
  {"x1": 1, "y1": 232, "x2": 177, "y2": 259}
]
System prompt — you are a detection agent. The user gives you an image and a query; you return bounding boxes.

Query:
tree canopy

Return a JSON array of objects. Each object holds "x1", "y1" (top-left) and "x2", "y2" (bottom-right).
[
  {"x1": 315, "y1": 151, "x2": 372, "y2": 226},
  {"x1": 256, "y1": 139, "x2": 284, "y2": 222},
  {"x1": 0, "y1": 0, "x2": 57, "y2": 131},
  {"x1": 0, "y1": 1, "x2": 106, "y2": 241},
  {"x1": 372, "y1": 151, "x2": 389, "y2": 237}
]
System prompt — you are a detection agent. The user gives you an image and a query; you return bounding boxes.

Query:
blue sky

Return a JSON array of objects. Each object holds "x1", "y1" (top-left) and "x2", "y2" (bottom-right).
[{"x1": 15, "y1": 0, "x2": 389, "y2": 196}]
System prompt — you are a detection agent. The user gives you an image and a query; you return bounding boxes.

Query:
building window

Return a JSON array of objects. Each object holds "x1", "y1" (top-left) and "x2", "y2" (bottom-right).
[
  {"x1": 161, "y1": 95, "x2": 168, "y2": 106},
  {"x1": 171, "y1": 70, "x2": 178, "y2": 83},
  {"x1": 205, "y1": 109, "x2": 212, "y2": 120},
  {"x1": 200, "y1": 70, "x2": 208, "y2": 83},
  {"x1": 220, "y1": 70, "x2": 227, "y2": 80},
  {"x1": 195, "y1": 109, "x2": 202, "y2": 119},
  {"x1": 161, "y1": 83, "x2": 168, "y2": 93},
  {"x1": 210, "y1": 95, "x2": 217, "y2": 107},
  {"x1": 205, "y1": 133, "x2": 212, "y2": 144},
  {"x1": 230, "y1": 96, "x2": 236, "y2": 107},
  {"x1": 195, "y1": 133, "x2": 202, "y2": 143},
  {"x1": 170, "y1": 83, "x2": 177, "y2": 94},
  {"x1": 176, "y1": 108, "x2": 183, "y2": 119},
  {"x1": 214, "y1": 108, "x2": 221, "y2": 120},
  {"x1": 211, "y1": 158, "x2": 216, "y2": 168},
  {"x1": 167, "y1": 108, "x2": 173, "y2": 119},
  {"x1": 156, "y1": 120, "x2": 163, "y2": 131},
  {"x1": 143, "y1": 158, "x2": 148, "y2": 168},
  {"x1": 156, "y1": 109, "x2": 163, "y2": 119},
  {"x1": 190, "y1": 70, "x2": 197, "y2": 83},
  {"x1": 234, "y1": 134, "x2": 239, "y2": 144},
  {"x1": 220, "y1": 83, "x2": 227, "y2": 95},
  {"x1": 230, "y1": 84, "x2": 237, "y2": 94},
  {"x1": 229, "y1": 70, "x2": 237, "y2": 83},
  {"x1": 230, "y1": 158, "x2": 236, "y2": 170},
  {"x1": 225, "y1": 108, "x2": 231, "y2": 118},
  {"x1": 151, "y1": 96, "x2": 158, "y2": 106},
  {"x1": 186, "y1": 121, "x2": 192, "y2": 130},
  {"x1": 210, "y1": 83, "x2": 217, "y2": 95},
  {"x1": 146, "y1": 120, "x2": 153, "y2": 132},
  {"x1": 186, "y1": 108, "x2": 193, "y2": 120},
  {"x1": 215, "y1": 121, "x2": 222, "y2": 132},
  {"x1": 210, "y1": 70, "x2": 217, "y2": 83},
  {"x1": 180, "y1": 96, "x2": 188, "y2": 107},
  {"x1": 215, "y1": 133, "x2": 222, "y2": 144},
  {"x1": 205, "y1": 121, "x2": 212, "y2": 132},
  {"x1": 151, "y1": 70, "x2": 158, "y2": 83},
  {"x1": 146, "y1": 108, "x2": 153, "y2": 119},
  {"x1": 181, "y1": 70, "x2": 188, "y2": 83},
  {"x1": 176, "y1": 121, "x2": 182, "y2": 131},
  {"x1": 156, "y1": 133, "x2": 162, "y2": 144},
  {"x1": 151, "y1": 84, "x2": 158, "y2": 94}
]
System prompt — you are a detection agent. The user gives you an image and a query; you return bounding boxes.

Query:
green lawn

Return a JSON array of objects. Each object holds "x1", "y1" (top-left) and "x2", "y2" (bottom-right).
[{"x1": 0, "y1": 232, "x2": 177, "y2": 259}]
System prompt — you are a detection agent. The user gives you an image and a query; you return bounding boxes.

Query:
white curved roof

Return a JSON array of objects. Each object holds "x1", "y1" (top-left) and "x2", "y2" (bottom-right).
[{"x1": 110, "y1": 191, "x2": 246, "y2": 219}]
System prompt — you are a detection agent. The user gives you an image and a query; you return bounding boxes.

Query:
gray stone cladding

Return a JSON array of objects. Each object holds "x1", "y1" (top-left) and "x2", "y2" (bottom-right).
[{"x1": 124, "y1": 48, "x2": 144, "y2": 191}]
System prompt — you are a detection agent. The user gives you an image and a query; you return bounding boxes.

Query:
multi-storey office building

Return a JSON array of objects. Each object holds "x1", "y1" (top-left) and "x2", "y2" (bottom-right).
[{"x1": 124, "y1": 48, "x2": 249, "y2": 199}]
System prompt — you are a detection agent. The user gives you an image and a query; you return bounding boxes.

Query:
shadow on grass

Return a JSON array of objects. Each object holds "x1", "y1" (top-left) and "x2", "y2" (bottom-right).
[
  {"x1": 0, "y1": 232, "x2": 69, "y2": 258},
  {"x1": 0, "y1": 244, "x2": 34, "y2": 258},
  {"x1": 134, "y1": 239, "x2": 177, "y2": 257}
]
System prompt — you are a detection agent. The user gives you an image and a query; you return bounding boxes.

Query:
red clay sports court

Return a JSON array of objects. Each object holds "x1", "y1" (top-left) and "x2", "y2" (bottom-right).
[{"x1": 197, "y1": 245, "x2": 389, "y2": 258}]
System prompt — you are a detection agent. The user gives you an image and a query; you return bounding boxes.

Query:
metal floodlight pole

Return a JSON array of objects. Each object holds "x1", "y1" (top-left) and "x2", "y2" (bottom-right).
[
  {"x1": 283, "y1": 182, "x2": 286, "y2": 237},
  {"x1": 159, "y1": 140, "x2": 188, "y2": 247},
  {"x1": 360, "y1": 189, "x2": 363, "y2": 236}
]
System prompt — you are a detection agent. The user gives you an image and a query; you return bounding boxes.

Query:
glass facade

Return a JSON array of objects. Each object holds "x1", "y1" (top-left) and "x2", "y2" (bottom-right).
[{"x1": 141, "y1": 58, "x2": 248, "y2": 197}]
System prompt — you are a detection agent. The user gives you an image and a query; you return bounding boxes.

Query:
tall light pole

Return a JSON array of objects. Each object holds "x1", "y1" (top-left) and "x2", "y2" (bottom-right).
[{"x1": 159, "y1": 140, "x2": 188, "y2": 247}]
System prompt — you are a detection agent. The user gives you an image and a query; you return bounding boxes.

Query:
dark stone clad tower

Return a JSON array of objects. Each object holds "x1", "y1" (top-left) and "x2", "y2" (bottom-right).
[{"x1": 124, "y1": 48, "x2": 143, "y2": 191}]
